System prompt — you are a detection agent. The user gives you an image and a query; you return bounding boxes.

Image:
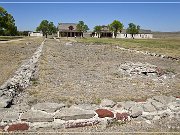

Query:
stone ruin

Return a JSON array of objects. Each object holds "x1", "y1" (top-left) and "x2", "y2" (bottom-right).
[
  {"x1": 119, "y1": 62, "x2": 175, "y2": 79},
  {"x1": 0, "y1": 40, "x2": 179, "y2": 132}
]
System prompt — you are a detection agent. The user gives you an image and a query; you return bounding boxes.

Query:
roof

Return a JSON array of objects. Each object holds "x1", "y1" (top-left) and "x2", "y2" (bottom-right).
[
  {"x1": 101, "y1": 25, "x2": 110, "y2": 31},
  {"x1": 58, "y1": 23, "x2": 78, "y2": 31}
]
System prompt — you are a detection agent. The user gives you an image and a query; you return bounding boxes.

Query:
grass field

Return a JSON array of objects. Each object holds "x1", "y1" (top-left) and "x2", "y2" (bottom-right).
[
  {"x1": 77, "y1": 37, "x2": 180, "y2": 58},
  {"x1": 0, "y1": 36, "x2": 23, "y2": 41}
]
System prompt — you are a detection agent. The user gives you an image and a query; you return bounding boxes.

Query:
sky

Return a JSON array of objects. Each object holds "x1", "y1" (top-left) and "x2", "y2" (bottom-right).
[{"x1": 1, "y1": 0, "x2": 180, "y2": 32}]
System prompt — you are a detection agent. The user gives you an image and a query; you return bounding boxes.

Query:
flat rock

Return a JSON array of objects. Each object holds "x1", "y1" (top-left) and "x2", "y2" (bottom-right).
[
  {"x1": 6, "y1": 123, "x2": 29, "y2": 132},
  {"x1": 143, "y1": 102, "x2": 156, "y2": 112},
  {"x1": 55, "y1": 106, "x2": 95, "y2": 121},
  {"x1": 153, "y1": 96, "x2": 176, "y2": 105},
  {"x1": 123, "y1": 101, "x2": 136, "y2": 110},
  {"x1": 168, "y1": 101, "x2": 180, "y2": 112},
  {"x1": 115, "y1": 113, "x2": 130, "y2": 121},
  {"x1": 0, "y1": 108, "x2": 19, "y2": 122},
  {"x1": 100, "y1": 99, "x2": 116, "y2": 108},
  {"x1": 3, "y1": 111, "x2": 19, "y2": 122},
  {"x1": 65, "y1": 42, "x2": 72, "y2": 46},
  {"x1": 151, "y1": 100, "x2": 167, "y2": 111},
  {"x1": 142, "y1": 115, "x2": 154, "y2": 120},
  {"x1": 30, "y1": 122, "x2": 64, "y2": 130},
  {"x1": 11, "y1": 103, "x2": 31, "y2": 113},
  {"x1": 21, "y1": 110, "x2": 54, "y2": 122},
  {"x1": 0, "y1": 96, "x2": 11, "y2": 108},
  {"x1": 64, "y1": 118, "x2": 100, "y2": 128},
  {"x1": 32, "y1": 102, "x2": 65, "y2": 113},
  {"x1": 129, "y1": 105, "x2": 143, "y2": 118},
  {"x1": 95, "y1": 109, "x2": 114, "y2": 118}
]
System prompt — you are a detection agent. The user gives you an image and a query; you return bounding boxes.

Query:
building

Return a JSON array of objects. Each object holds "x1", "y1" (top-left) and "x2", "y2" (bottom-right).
[
  {"x1": 57, "y1": 23, "x2": 83, "y2": 37},
  {"x1": 115, "y1": 29, "x2": 153, "y2": 39},
  {"x1": 92, "y1": 25, "x2": 112, "y2": 38},
  {"x1": 29, "y1": 32, "x2": 43, "y2": 37},
  {"x1": 92, "y1": 25, "x2": 153, "y2": 39}
]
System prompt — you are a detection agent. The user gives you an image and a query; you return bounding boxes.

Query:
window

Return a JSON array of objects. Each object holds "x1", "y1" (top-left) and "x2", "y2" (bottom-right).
[{"x1": 69, "y1": 26, "x2": 74, "y2": 30}]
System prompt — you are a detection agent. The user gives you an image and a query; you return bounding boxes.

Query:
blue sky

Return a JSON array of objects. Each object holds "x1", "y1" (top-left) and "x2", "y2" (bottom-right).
[{"x1": 1, "y1": 0, "x2": 180, "y2": 32}]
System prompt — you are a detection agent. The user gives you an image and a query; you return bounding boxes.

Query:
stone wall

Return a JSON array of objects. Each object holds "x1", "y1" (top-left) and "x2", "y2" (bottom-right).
[
  {"x1": 115, "y1": 46, "x2": 179, "y2": 61},
  {"x1": 0, "y1": 39, "x2": 45, "y2": 108}
]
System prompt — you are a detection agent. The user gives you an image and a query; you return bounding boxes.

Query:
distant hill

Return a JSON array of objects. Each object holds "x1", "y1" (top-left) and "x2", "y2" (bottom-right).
[{"x1": 153, "y1": 31, "x2": 180, "y2": 38}]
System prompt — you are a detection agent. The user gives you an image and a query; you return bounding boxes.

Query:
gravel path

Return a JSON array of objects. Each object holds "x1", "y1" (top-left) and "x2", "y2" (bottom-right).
[{"x1": 27, "y1": 38, "x2": 180, "y2": 105}]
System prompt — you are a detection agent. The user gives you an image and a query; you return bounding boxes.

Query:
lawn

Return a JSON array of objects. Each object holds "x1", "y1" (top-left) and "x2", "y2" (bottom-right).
[{"x1": 77, "y1": 37, "x2": 180, "y2": 58}]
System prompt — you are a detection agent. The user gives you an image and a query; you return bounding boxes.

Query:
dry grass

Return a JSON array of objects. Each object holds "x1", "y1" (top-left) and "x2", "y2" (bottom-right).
[
  {"x1": 0, "y1": 36, "x2": 23, "y2": 41},
  {"x1": 77, "y1": 37, "x2": 180, "y2": 58},
  {"x1": 26, "y1": 39, "x2": 180, "y2": 104},
  {"x1": 0, "y1": 37, "x2": 44, "y2": 85}
]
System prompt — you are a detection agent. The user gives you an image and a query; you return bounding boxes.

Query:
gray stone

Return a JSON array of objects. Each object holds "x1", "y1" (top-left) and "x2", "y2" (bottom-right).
[
  {"x1": 100, "y1": 99, "x2": 116, "y2": 108},
  {"x1": 0, "y1": 90, "x2": 3, "y2": 96},
  {"x1": 168, "y1": 102, "x2": 180, "y2": 112},
  {"x1": 142, "y1": 115, "x2": 154, "y2": 120},
  {"x1": 0, "y1": 108, "x2": 19, "y2": 122},
  {"x1": 133, "y1": 116, "x2": 145, "y2": 121},
  {"x1": 55, "y1": 106, "x2": 95, "y2": 121},
  {"x1": 0, "y1": 108, "x2": 9, "y2": 121},
  {"x1": 0, "y1": 96, "x2": 12, "y2": 108},
  {"x1": 153, "y1": 96, "x2": 176, "y2": 105},
  {"x1": 113, "y1": 102, "x2": 124, "y2": 110},
  {"x1": 123, "y1": 101, "x2": 136, "y2": 110},
  {"x1": 30, "y1": 122, "x2": 64, "y2": 130},
  {"x1": 3, "y1": 111, "x2": 19, "y2": 122},
  {"x1": 130, "y1": 105, "x2": 143, "y2": 118},
  {"x1": 65, "y1": 42, "x2": 72, "y2": 46},
  {"x1": 64, "y1": 118, "x2": 100, "y2": 128},
  {"x1": 11, "y1": 103, "x2": 31, "y2": 113},
  {"x1": 33, "y1": 102, "x2": 65, "y2": 113},
  {"x1": 143, "y1": 102, "x2": 156, "y2": 112},
  {"x1": 151, "y1": 100, "x2": 167, "y2": 111},
  {"x1": 21, "y1": 110, "x2": 54, "y2": 122}
]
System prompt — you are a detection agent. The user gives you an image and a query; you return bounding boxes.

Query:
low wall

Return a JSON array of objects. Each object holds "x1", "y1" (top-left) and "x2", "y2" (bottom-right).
[{"x1": 0, "y1": 39, "x2": 45, "y2": 108}]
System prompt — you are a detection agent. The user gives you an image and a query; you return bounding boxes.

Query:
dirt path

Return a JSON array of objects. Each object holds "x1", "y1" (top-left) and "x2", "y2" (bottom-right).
[{"x1": 27, "y1": 38, "x2": 180, "y2": 105}]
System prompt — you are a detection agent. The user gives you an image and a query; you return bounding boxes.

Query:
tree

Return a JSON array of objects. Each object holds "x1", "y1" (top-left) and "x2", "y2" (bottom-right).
[
  {"x1": 109, "y1": 20, "x2": 123, "y2": 38},
  {"x1": 36, "y1": 20, "x2": 57, "y2": 38},
  {"x1": 0, "y1": 7, "x2": 17, "y2": 36},
  {"x1": 76, "y1": 21, "x2": 89, "y2": 37},
  {"x1": 94, "y1": 25, "x2": 102, "y2": 38},
  {"x1": 126, "y1": 23, "x2": 140, "y2": 39}
]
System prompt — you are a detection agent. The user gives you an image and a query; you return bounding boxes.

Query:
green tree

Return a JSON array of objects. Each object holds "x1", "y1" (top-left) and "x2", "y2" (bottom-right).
[
  {"x1": 0, "y1": 7, "x2": 17, "y2": 36},
  {"x1": 93, "y1": 25, "x2": 102, "y2": 38},
  {"x1": 126, "y1": 23, "x2": 140, "y2": 38},
  {"x1": 109, "y1": 20, "x2": 123, "y2": 38},
  {"x1": 36, "y1": 20, "x2": 57, "y2": 38},
  {"x1": 76, "y1": 21, "x2": 89, "y2": 37}
]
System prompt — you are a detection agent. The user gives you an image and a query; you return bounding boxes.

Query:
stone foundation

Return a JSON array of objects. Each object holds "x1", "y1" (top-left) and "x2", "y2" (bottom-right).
[{"x1": 0, "y1": 96, "x2": 179, "y2": 132}]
